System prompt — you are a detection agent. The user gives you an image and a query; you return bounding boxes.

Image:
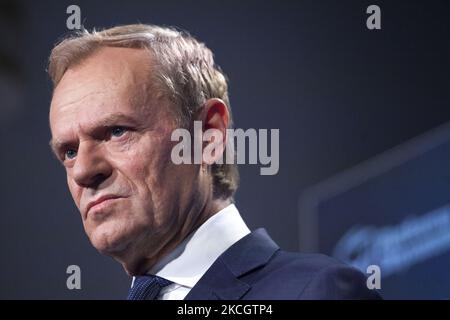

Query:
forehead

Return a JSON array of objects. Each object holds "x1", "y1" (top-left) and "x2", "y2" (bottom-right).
[{"x1": 49, "y1": 47, "x2": 153, "y2": 134}]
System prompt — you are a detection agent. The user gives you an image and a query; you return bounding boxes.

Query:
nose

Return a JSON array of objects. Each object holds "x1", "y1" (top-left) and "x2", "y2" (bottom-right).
[{"x1": 72, "y1": 141, "x2": 113, "y2": 188}]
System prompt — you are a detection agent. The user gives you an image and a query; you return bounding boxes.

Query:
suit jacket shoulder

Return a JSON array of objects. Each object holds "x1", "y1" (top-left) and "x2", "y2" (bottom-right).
[{"x1": 185, "y1": 228, "x2": 381, "y2": 300}]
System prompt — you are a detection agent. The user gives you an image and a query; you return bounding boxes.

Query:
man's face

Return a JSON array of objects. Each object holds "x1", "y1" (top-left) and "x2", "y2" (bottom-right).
[{"x1": 49, "y1": 47, "x2": 202, "y2": 274}]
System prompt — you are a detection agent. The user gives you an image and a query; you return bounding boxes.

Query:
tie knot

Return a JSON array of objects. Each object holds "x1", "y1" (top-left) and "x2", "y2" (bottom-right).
[{"x1": 127, "y1": 275, "x2": 172, "y2": 300}]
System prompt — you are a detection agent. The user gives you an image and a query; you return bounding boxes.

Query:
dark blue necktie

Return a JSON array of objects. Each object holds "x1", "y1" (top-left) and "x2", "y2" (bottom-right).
[{"x1": 127, "y1": 275, "x2": 172, "y2": 300}]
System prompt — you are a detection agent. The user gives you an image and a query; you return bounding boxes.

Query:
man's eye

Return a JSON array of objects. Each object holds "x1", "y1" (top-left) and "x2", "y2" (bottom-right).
[
  {"x1": 111, "y1": 126, "x2": 127, "y2": 137},
  {"x1": 64, "y1": 149, "x2": 77, "y2": 160}
]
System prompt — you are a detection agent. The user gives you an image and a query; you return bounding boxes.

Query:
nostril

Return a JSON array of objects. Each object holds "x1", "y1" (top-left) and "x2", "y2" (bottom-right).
[
  {"x1": 90, "y1": 174, "x2": 108, "y2": 188},
  {"x1": 75, "y1": 173, "x2": 107, "y2": 189},
  {"x1": 71, "y1": 147, "x2": 113, "y2": 188}
]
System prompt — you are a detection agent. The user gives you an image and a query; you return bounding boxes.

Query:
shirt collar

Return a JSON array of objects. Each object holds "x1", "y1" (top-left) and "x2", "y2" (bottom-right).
[{"x1": 148, "y1": 204, "x2": 250, "y2": 288}]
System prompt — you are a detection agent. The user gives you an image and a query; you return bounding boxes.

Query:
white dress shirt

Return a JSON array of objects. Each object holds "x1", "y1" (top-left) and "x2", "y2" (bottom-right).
[{"x1": 130, "y1": 204, "x2": 251, "y2": 300}]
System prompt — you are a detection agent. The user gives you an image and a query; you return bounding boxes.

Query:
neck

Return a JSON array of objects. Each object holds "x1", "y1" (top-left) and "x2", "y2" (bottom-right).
[{"x1": 121, "y1": 197, "x2": 232, "y2": 276}]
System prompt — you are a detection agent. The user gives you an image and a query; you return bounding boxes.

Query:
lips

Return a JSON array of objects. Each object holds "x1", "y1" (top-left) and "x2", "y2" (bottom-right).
[{"x1": 85, "y1": 195, "x2": 123, "y2": 217}]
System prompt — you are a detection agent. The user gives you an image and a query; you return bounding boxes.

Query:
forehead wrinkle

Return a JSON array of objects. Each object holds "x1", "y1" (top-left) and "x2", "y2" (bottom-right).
[
  {"x1": 55, "y1": 112, "x2": 142, "y2": 144},
  {"x1": 52, "y1": 61, "x2": 125, "y2": 115},
  {"x1": 53, "y1": 90, "x2": 108, "y2": 112},
  {"x1": 50, "y1": 47, "x2": 162, "y2": 151}
]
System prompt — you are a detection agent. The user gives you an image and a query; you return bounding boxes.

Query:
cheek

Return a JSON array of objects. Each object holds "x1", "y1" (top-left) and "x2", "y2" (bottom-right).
[
  {"x1": 121, "y1": 136, "x2": 173, "y2": 182},
  {"x1": 127, "y1": 144, "x2": 177, "y2": 210},
  {"x1": 66, "y1": 174, "x2": 82, "y2": 208},
  {"x1": 112, "y1": 131, "x2": 184, "y2": 209}
]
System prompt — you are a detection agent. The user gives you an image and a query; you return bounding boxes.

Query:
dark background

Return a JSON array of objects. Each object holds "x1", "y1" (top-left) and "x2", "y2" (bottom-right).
[{"x1": 1, "y1": 0, "x2": 449, "y2": 299}]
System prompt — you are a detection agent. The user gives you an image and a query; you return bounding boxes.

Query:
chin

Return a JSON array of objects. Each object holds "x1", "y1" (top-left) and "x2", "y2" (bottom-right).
[
  {"x1": 88, "y1": 221, "x2": 135, "y2": 256},
  {"x1": 85, "y1": 217, "x2": 160, "y2": 275}
]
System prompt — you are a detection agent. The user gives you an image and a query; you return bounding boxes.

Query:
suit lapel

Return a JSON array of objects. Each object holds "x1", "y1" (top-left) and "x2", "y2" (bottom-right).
[
  {"x1": 185, "y1": 228, "x2": 280, "y2": 300},
  {"x1": 183, "y1": 258, "x2": 251, "y2": 300}
]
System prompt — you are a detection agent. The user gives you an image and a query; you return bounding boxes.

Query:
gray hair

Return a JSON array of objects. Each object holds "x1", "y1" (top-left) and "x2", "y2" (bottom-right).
[{"x1": 48, "y1": 24, "x2": 239, "y2": 200}]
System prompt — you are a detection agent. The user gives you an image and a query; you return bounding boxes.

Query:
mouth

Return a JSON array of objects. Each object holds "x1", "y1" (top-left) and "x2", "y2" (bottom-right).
[{"x1": 86, "y1": 195, "x2": 124, "y2": 218}]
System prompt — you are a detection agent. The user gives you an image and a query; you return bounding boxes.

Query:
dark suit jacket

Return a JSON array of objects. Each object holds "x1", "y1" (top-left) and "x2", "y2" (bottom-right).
[{"x1": 185, "y1": 228, "x2": 381, "y2": 300}]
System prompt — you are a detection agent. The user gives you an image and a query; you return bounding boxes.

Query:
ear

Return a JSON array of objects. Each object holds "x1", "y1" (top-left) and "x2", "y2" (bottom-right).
[{"x1": 200, "y1": 98, "x2": 230, "y2": 165}]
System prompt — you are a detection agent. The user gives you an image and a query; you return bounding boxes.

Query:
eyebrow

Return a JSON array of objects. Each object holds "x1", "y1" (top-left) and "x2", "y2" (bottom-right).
[{"x1": 49, "y1": 112, "x2": 140, "y2": 157}]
